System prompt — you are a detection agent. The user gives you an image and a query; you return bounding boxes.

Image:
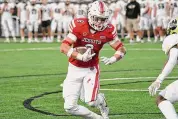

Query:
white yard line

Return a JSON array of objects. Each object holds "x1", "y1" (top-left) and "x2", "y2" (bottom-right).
[
  {"x1": 0, "y1": 47, "x2": 161, "y2": 52},
  {"x1": 0, "y1": 47, "x2": 58, "y2": 52},
  {"x1": 100, "y1": 76, "x2": 178, "y2": 81},
  {"x1": 100, "y1": 89, "x2": 151, "y2": 92},
  {"x1": 103, "y1": 48, "x2": 161, "y2": 51}
]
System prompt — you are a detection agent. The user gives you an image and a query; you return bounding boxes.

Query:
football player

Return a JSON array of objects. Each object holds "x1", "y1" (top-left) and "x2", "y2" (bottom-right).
[
  {"x1": 62, "y1": 0, "x2": 75, "y2": 38},
  {"x1": 26, "y1": 0, "x2": 41, "y2": 43},
  {"x1": 75, "y1": 3, "x2": 88, "y2": 18},
  {"x1": 17, "y1": 0, "x2": 27, "y2": 43},
  {"x1": 170, "y1": 0, "x2": 178, "y2": 19},
  {"x1": 148, "y1": 18, "x2": 178, "y2": 119},
  {"x1": 41, "y1": 0, "x2": 52, "y2": 42},
  {"x1": 51, "y1": 0, "x2": 64, "y2": 42},
  {"x1": 150, "y1": 0, "x2": 159, "y2": 42},
  {"x1": 60, "y1": 1, "x2": 126, "y2": 119},
  {"x1": 0, "y1": 0, "x2": 16, "y2": 43},
  {"x1": 115, "y1": 0, "x2": 128, "y2": 41},
  {"x1": 153, "y1": 0, "x2": 170, "y2": 42},
  {"x1": 138, "y1": 0, "x2": 151, "y2": 42}
]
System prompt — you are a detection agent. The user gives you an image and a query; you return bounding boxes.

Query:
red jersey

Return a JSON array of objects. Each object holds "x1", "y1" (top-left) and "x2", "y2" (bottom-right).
[{"x1": 68, "y1": 18, "x2": 118, "y2": 68}]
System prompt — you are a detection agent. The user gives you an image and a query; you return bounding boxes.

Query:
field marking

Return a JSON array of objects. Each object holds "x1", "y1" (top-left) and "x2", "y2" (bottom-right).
[
  {"x1": 100, "y1": 88, "x2": 161, "y2": 92},
  {"x1": 0, "y1": 47, "x2": 162, "y2": 52},
  {"x1": 100, "y1": 76, "x2": 178, "y2": 81},
  {"x1": 0, "y1": 47, "x2": 58, "y2": 52}
]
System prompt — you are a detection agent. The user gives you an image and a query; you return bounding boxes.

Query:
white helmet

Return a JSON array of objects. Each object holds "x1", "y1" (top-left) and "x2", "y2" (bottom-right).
[
  {"x1": 88, "y1": 1, "x2": 110, "y2": 31},
  {"x1": 162, "y1": 34, "x2": 178, "y2": 54}
]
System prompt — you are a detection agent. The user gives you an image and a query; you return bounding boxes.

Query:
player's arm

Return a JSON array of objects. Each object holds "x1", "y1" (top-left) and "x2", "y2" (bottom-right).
[
  {"x1": 27, "y1": 8, "x2": 30, "y2": 23},
  {"x1": 101, "y1": 27, "x2": 126, "y2": 65},
  {"x1": 60, "y1": 34, "x2": 78, "y2": 59},
  {"x1": 0, "y1": 5, "x2": 3, "y2": 14},
  {"x1": 10, "y1": 5, "x2": 14, "y2": 14},
  {"x1": 38, "y1": 7, "x2": 41, "y2": 23},
  {"x1": 71, "y1": 7, "x2": 75, "y2": 18},
  {"x1": 148, "y1": 47, "x2": 178, "y2": 96},
  {"x1": 166, "y1": 1, "x2": 171, "y2": 18},
  {"x1": 169, "y1": 2, "x2": 174, "y2": 18},
  {"x1": 60, "y1": 20, "x2": 95, "y2": 62},
  {"x1": 17, "y1": 6, "x2": 21, "y2": 19},
  {"x1": 50, "y1": 8, "x2": 53, "y2": 19},
  {"x1": 143, "y1": 3, "x2": 150, "y2": 15}
]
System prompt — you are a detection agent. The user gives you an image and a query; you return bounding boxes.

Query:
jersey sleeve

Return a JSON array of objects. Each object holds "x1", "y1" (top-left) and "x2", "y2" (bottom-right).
[
  {"x1": 68, "y1": 18, "x2": 86, "y2": 42},
  {"x1": 107, "y1": 24, "x2": 118, "y2": 44},
  {"x1": 108, "y1": 24, "x2": 123, "y2": 49},
  {"x1": 67, "y1": 19, "x2": 78, "y2": 42}
]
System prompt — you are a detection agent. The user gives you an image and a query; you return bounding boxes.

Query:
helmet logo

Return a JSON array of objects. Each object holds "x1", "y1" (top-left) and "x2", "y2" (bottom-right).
[{"x1": 99, "y1": 1, "x2": 104, "y2": 14}]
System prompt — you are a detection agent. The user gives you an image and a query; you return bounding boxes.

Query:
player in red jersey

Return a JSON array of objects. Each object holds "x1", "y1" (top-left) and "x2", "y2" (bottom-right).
[{"x1": 60, "y1": 1, "x2": 126, "y2": 119}]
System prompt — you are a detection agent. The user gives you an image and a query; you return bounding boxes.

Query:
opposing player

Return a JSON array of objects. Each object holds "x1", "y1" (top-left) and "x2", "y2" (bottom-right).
[
  {"x1": 153, "y1": 0, "x2": 170, "y2": 42},
  {"x1": 51, "y1": 0, "x2": 64, "y2": 42},
  {"x1": 170, "y1": 0, "x2": 178, "y2": 19},
  {"x1": 0, "y1": 0, "x2": 16, "y2": 43},
  {"x1": 41, "y1": 0, "x2": 52, "y2": 42},
  {"x1": 148, "y1": 18, "x2": 178, "y2": 119},
  {"x1": 60, "y1": 1, "x2": 126, "y2": 119},
  {"x1": 26, "y1": 0, "x2": 41, "y2": 43},
  {"x1": 62, "y1": 0, "x2": 75, "y2": 38},
  {"x1": 138, "y1": 0, "x2": 151, "y2": 42},
  {"x1": 115, "y1": 0, "x2": 128, "y2": 41},
  {"x1": 17, "y1": 0, "x2": 27, "y2": 43},
  {"x1": 75, "y1": 3, "x2": 88, "y2": 18}
]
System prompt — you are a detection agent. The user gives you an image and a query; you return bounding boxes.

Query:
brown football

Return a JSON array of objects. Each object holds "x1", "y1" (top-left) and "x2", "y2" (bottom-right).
[{"x1": 74, "y1": 47, "x2": 94, "y2": 54}]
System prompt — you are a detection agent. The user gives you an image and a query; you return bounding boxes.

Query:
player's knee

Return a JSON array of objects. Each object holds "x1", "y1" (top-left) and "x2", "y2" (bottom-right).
[{"x1": 156, "y1": 95, "x2": 166, "y2": 106}]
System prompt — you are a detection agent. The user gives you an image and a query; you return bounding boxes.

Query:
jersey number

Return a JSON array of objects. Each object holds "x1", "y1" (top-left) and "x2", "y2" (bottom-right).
[
  {"x1": 158, "y1": 3, "x2": 164, "y2": 9},
  {"x1": 55, "y1": 8, "x2": 60, "y2": 13},
  {"x1": 32, "y1": 9, "x2": 37, "y2": 14}
]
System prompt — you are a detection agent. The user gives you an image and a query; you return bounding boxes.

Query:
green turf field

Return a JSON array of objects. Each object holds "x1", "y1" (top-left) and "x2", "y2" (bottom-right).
[{"x1": 1, "y1": 41, "x2": 178, "y2": 119}]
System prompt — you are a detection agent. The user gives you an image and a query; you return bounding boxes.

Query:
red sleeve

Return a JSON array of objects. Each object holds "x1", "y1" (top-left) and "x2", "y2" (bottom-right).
[
  {"x1": 68, "y1": 19, "x2": 78, "y2": 36},
  {"x1": 107, "y1": 24, "x2": 117, "y2": 40},
  {"x1": 68, "y1": 18, "x2": 87, "y2": 37}
]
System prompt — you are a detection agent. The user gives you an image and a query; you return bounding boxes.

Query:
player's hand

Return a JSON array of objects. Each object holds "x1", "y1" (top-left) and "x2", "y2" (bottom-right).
[
  {"x1": 100, "y1": 56, "x2": 117, "y2": 65},
  {"x1": 148, "y1": 81, "x2": 161, "y2": 96},
  {"x1": 81, "y1": 48, "x2": 96, "y2": 62},
  {"x1": 38, "y1": 20, "x2": 41, "y2": 24}
]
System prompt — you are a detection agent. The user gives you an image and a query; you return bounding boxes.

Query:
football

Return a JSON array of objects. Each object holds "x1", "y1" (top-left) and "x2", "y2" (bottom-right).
[{"x1": 74, "y1": 47, "x2": 94, "y2": 54}]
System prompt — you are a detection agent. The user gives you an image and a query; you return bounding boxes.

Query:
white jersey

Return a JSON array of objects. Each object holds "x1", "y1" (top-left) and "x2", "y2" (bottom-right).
[
  {"x1": 27, "y1": 4, "x2": 41, "y2": 21},
  {"x1": 138, "y1": 0, "x2": 149, "y2": 16},
  {"x1": 17, "y1": 2, "x2": 27, "y2": 21},
  {"x1": 116, "y1": 0, "x2": 127, "y2": 16},
  {"x1": 51, "y1": 2, "x2": 63, "y2": 20},
  {"x1": 62, "y1": 4, "x2": 74, "y2": 18},
  {"x1": 155, "y1": 0, "x2": 169, "y2": 17},
  {"x1": 0, "y1": 3, "x2": 15, "y2": 19},
  {"x1": 41, "y1": 4, "x2": 51, "y2": 21},
  {"x1": 108, "y1": 3, "x2": 116, "y2": 13},
  {"x1": 170, "y1": 0, "x2": 178, "y2": 17},
  {"x1": 75, "y1": 4, "x2": 88, "y2": 18}
]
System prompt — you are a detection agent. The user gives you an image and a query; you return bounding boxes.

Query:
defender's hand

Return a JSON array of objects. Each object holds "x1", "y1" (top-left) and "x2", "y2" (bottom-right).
[{"x1": 148, "y1": 81, "x2": 161, "y2": 96}]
